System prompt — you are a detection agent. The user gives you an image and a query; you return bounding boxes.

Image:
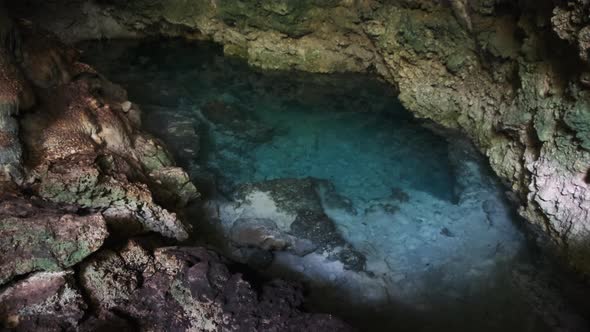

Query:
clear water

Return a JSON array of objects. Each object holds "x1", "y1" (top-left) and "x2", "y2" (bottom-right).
[{"x1": 81, "y1": 40, "x2": 589, "y2": 332}]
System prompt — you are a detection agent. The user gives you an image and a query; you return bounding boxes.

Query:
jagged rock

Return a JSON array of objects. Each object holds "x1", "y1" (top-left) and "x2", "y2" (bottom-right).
[
  {"x1": 80, "y1": 240, "x2": 353, "y2": 331},
  {"x1": 149, "y1": 166, "x2": 200, "y2": 208},
  {"x1": 0, "y1": 192, "x2": 108, "y2": 284},
  {"x1": 551, "y1": 1, "x2": 590, "y2": 63},
  {"x1": 10, "y1": 27, "x2": 197, "y2": 240},
  {"x1": 30, "y1": 153, "x2": 190, "y2": 240},
  {"x1": 0, "y1": 271, "x2": 86, "y2": 331}
]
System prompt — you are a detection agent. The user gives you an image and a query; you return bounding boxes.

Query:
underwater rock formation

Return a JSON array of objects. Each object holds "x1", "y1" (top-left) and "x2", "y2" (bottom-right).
[
  {"x1": 207, "y1": 178, "x2": 366, "y2": 271},
  {"x1": 11, "y1": 0, "x2": 590, "y2": 274}
]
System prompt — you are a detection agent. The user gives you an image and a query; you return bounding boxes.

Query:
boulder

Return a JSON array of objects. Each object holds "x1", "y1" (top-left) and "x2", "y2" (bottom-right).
[
  {"x1": 0, "y1": 192, "x2": 108, "y2": 285},
  {"x1": 80, "y1": 240, "x2": 353, "y2": 332}
]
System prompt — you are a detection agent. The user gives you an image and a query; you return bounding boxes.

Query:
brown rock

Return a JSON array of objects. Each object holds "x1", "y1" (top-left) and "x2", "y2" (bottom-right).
[
  {"x1": 80, "y1": 240, "x2": 353, "y2": 332},
  {"x1": 0, "y1": 192, "x2": 108, "y2": 285},
  {"x1": 0, "y1": 271, "x2": 86, "y2": 331}
]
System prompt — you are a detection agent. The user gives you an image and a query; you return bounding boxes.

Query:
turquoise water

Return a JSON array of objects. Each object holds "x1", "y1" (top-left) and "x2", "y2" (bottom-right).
[
  {"x1": 81, "y1": 40, "x2": 589, "y2": 332},
  {"x1": 83, "y1": 40, "x2": 455, "y2": 205},
  {"x1": 206, "y1": 96, "x2": 456, "y2": 207}
]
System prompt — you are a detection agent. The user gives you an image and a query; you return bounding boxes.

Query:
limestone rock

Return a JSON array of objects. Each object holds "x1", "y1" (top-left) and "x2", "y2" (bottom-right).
[
  {"x1": 13, "y1": 32, "x2": 196, "y2": 240},
  {"x1": 149, "y1": 166, "x2": 199, "y2": 208},
  {"x1": 551, "y1": 1, "x2": 590, "y2": 63},
  {"x1": 80, "y1": 240, "x2": 353, "y2": 331},
  {"x1": 0, "y1": 32, "x2": 34, "y2": 184},
  {"x1": 0, "y1": 271, "x2": 86, "y2": 331},
  {"x1": 0, "y1": 192, "x2": 108, "y2": 285}
]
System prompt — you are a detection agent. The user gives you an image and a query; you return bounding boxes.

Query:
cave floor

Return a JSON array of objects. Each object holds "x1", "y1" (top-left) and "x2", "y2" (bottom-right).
[{"x1": 81, "y1": 39, "x2": 589, "y2": 332}]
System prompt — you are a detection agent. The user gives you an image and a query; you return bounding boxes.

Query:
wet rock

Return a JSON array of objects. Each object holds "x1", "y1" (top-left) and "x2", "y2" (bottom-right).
[
  {"x1": 0, "y1": 192, "x2": 108, "y2": 284},
  {"x1": 230, "y1": 218, "x2": 291, "y2": 251},
  {"x1": 0, "y1": 271, "x2": 86, "y2": 331},
  {"x1": 80, "y1": 240, "x2": 353, "y2": 331}
]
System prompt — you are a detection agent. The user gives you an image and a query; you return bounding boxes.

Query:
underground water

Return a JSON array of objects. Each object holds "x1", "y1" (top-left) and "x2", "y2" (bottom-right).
[{"x1": 81, "y1": 39, "x2": 589, "y2": 332}]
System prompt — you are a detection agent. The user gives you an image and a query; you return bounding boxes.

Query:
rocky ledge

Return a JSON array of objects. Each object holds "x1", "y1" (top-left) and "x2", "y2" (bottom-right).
[
  {"x1": 0, "y1": 8, "x2": 351, "y2": 331},
  {"x1": 10, "y1": 0, "x2": 590, "y2": 275}
]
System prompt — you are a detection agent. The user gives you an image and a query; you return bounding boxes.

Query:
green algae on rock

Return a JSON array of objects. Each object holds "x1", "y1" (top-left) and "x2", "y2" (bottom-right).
[
  {"x1": 0, "y1": 8, "x2": 355, "y2": 331},
  {"x1": 0, "y1": 193, "x2": 108, "y2": 285}
]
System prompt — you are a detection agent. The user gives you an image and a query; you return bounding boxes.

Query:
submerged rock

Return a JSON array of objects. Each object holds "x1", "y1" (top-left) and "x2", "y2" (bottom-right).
[
  {"x1": 201, "y1": 100, "x2": 275, "y2": 143},
  {"x1": 213, "y1": 178, "x2": 366, "y2": 271},
  {"x1": 0, "y1": 9, "x2": 354, "y2": 331}
]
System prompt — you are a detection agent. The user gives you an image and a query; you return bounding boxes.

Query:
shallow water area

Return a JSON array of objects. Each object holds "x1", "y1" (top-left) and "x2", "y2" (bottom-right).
[{"x1": 81, "y1": 40, "x2": 589, "y2": 332}]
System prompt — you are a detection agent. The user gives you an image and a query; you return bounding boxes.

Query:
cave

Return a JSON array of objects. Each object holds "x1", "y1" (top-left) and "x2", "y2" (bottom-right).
[{"x1": 2, "y1": 1, "x2": 590, "y2": 332}]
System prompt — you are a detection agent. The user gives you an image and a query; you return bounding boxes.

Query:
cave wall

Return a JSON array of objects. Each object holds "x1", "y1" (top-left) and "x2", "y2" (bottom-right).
[{"x1": 7, "y1": 0, "x2": 590, "y2": 274}]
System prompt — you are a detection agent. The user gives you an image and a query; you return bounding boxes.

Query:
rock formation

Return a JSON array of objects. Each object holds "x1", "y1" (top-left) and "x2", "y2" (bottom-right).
[
  {"x1": 4, "y1": 0, "x2": 590, "y2": 329},
  {"x1": 9, "y1": 0, "x2": 590, "y2": 275}
]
